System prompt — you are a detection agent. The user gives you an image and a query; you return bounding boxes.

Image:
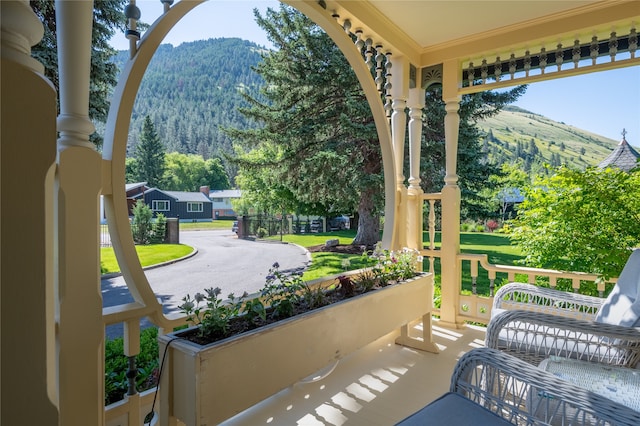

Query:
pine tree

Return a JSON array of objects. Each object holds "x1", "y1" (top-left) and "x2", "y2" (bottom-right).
[
  {"x1": 226, "y1": 5, "x2": 382, "y2": 245},
  {"x1": 135, "y1": 116, "x2": 166, "y2": 187}
]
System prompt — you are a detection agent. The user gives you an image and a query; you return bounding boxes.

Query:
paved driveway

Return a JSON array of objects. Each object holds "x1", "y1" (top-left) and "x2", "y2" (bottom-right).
[{"x1": 102, "y1": 230, "x2": 310, "y2": 338}]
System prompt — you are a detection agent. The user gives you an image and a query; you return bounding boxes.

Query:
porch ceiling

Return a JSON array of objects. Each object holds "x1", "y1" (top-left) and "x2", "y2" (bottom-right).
[{"x1": 321, "y1": 0, "x2": 639, "y2": 66}]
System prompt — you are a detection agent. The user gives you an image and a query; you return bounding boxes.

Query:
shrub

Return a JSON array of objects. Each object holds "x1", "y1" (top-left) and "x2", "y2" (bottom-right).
[
  {"x1": 131, "y1": 200, "x2": 153, "y2": 244},
  {"x1": 105, "y1": 327, "x2": 159, "y2": 405},
  {"x1": 150, "y1": 213, "x2": 167, "y2": 243},
  {"x1": 486, "y1": 219, "x2": 500, "y2": 232},
  {"x1": 255, "y1": 227, "x2": 268, "y2": 238}
]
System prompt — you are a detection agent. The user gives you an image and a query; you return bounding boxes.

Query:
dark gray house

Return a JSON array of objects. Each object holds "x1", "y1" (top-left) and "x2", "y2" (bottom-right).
[{"x1": 132, "y1": 188, "x2": 213, "y2": 222}]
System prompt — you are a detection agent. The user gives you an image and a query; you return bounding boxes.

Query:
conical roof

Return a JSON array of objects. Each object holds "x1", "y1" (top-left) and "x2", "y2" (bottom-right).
[{"x1": 598, "y1": 130, "x2": 640, "y2": 172}]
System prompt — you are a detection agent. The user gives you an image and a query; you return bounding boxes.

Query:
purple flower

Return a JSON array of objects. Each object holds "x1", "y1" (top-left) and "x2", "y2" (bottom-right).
[{"x1": 272, "y1": 262, "x2": 280, "y2": 269}]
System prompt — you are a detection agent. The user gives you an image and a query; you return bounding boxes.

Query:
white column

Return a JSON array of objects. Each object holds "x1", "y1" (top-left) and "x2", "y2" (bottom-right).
[
  {"x1": 406, "y1": 84, "x2": 425, "y2": 250},
  {"x1": 390, "y1": 56, "x2": 409, "y2": 249},
  {"x1": 55, "y1": 1, "x2": 105, "y2": 425},
  {"x1": 1, "y1": 1, "x2": 59, "y2": 424},
  {"x1": 439, "y1": 59, "x2": 463, "y2": 329}
]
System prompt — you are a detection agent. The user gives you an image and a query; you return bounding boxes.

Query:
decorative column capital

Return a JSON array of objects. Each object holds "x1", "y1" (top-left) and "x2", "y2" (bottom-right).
[{"x1": 1, "y1": 0, "x2": 45, "y2": 73}]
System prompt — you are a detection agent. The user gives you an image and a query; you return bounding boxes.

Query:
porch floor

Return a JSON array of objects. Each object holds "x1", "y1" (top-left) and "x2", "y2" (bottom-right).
[{"x1": 221, "y1": 319, "x2": 487, "y2": 426}]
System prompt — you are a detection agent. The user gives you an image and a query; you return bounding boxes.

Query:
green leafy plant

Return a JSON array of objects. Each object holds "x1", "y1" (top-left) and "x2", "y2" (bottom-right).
[
  {"x1": 261, "y1": 263, "x2": 305, "y2": 319},
  {"x1": 509, "y1": 166, "x2": 640, "y2": 280},
  {"x1": 256, "y1": 227, "x2": 268, "y2": 238},
  {"x1": 369, "y1": 242, "x2": 423, "y2": 284},
  {"x1": 104, "y1": 327, "x2": 159, "y2": 405},
  {"x1": 179, "y1": 287, "x2": 235, "y2": 338},
  {"x1": 178, "y1": 248, "x2": 422, "y2": 345}
]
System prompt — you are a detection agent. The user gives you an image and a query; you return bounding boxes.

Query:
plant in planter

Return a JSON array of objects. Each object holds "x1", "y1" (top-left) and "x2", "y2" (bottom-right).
[
  {"x1": 177, "y1": 244, "x2": 426, "y2": 346},
  {"x1": 158, "y1": 245, "x2": 438, "y2": 426}
]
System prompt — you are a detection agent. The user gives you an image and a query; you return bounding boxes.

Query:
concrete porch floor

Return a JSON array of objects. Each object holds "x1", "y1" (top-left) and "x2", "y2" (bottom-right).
[{"x1": 221, "y1": 319, "x2": 487, "y2": 426}]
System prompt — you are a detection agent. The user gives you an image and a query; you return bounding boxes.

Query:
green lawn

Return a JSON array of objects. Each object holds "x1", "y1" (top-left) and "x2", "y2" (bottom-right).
[
  {"x1": 101, "y1": 244, "x2": 193, "y2": 274},
  {"x1": 424, "y1": 231, "x2": 523, "y2": 295},
  {"x1": 179, "y1": 220, "x2": 234, "y2": 230}
]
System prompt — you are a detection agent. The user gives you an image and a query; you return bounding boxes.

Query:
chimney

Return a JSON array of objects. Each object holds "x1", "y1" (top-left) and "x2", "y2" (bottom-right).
[{"x1": 200, "y1": 186, "x2": 210, "y2": 197}]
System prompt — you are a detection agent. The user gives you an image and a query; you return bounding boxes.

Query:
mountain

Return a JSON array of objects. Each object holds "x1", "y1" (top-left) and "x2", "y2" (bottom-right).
[
  {"x1": 111, "y1": 38, "x2": 267, "y2": 177},
  {"x1": 109, "y1": 38, "x2": 623, "y2": 180},
  {"x1": 477, "y1": 105, "x2": 619, "y2": 174}
]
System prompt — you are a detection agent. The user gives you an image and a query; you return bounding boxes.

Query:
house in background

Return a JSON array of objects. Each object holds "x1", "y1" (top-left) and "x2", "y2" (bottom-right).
[
  {"x1": 125, "y1": 182, "x2": 148, "y2": 215},
  {"x1": 131, "y1": 187, "x2": 213, "y2": 222},
  {"x1": 100, "y1": 182, "x2": 149, "y2": 223},
  {"x1": 208, "y1": 189, "x2": 241, "y2": 219}
]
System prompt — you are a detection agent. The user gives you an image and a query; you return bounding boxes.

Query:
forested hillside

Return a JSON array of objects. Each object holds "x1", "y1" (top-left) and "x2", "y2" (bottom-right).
[
  {"x1": 110, "y1": 38, "x2": 622, "y2": 182},
  {"x1": 112, "y1": 38, "x2": 266, "y2": 177}
]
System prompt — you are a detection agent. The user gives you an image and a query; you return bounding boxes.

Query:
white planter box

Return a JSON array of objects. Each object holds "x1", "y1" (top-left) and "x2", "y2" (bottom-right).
[{"x1": 159, "y1": 272, "x2": 435, "y2": 426}]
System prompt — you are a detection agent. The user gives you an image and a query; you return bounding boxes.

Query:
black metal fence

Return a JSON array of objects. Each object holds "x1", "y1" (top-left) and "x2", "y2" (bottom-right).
[{"x1": 239, "y1": 215, "x2": 291, "y2": 237}]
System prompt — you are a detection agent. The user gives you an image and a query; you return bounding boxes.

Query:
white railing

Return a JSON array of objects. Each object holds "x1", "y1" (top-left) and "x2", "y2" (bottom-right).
[
  {"x1": 418, "y1": 191, "x2": 616, "y2": 324},
  {"x1": 103, "y1": 300, "x2": 189, "y2": 425}
]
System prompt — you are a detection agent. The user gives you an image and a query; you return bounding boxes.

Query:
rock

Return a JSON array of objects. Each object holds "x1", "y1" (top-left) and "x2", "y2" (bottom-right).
[{"x1": 325, "y1": 239, "x2": 339, "y2": 247}]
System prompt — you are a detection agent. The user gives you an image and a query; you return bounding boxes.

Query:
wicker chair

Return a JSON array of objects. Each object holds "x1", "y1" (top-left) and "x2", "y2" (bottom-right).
[
  {"x1": 486, "y1": 309, "x2": 640, "y2": 367},
  {"x1": 486, "y1": 249, "x2": 640, "y2": 367},
  {"x1": 396, "y1": 347, "x2": 640, "y2": 425}
]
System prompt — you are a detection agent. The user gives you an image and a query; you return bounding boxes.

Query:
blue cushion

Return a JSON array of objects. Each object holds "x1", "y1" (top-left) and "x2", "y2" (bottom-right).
[
  {"x1": 595, "y1": 249, "x2": 640, "y2": 327},
  {"x1": 395, "y1": 392, "x2": 513, "y2": 425}
]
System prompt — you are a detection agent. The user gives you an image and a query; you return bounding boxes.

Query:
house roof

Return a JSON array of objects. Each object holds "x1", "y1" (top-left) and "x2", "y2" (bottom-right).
[
  {"x1": 132, "y1": 188, "x2": 211, "y2": 203},
  {"x1": 209, "y1": 189, "x2": 242, "y2": 199},
  {"x1": 598, "y1": 132, "x2": 640, "y2": 172},
  {"x1": 162, "y1": 190, "x2": 211, "y2": 203},
  {"x1": 125, "y1": 182, "x2": 147, "y2": 191},
  {"x1": 498, "y1": 188, "x2": 525, "y2": 203}
]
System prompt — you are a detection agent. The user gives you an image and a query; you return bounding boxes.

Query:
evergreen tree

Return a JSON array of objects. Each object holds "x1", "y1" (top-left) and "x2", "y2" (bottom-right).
[
  {"x1": 227, "y1": 5, "x2": 382, "y2": 246},
  {"x1": 30, "y1": 0, "x2": 128, "y2": 148},
  {"x1": 135, "y1": 116, "x2": 166, "y2": 187},
  {"x1": 228, "y1": 5, "x2": 525, "y2": 232}
]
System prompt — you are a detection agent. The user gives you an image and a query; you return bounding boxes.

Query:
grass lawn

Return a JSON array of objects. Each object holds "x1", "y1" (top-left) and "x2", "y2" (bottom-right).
[
  {"x1": 180, "y1": 220, "x2": 234, "y2": 231},
  {"x1": 270, "y1": 230, "x2": 523, "y2": 287},
  {"x1": 424, "y1": 231, "x2": 523, "y2": 295},
  {"x1": 101, "y1": 244, "x2": 193, "y2": 274}
]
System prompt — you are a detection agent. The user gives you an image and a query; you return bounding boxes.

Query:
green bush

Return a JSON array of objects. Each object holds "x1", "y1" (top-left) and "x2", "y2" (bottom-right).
[
  {"x1": 131, "y1": 200, "x2": 153, "y2": 244},
  {"x1": 105, "y1": 327, "x2": 159, "y2": 405},
  {"x1": 256, "y1": 227, "x2": 268, "y2": 238},
  {"x1": 150, "y1": 213, "x2": 167, "y2": 244}
]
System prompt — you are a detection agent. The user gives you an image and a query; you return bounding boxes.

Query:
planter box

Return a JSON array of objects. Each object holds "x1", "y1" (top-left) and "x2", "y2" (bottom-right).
[{"x1": 159, "y1": 272, "x2": 436, "y2": 426}]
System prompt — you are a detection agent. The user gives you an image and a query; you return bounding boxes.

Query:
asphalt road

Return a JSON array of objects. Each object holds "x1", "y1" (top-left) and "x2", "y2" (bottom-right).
[{"x1": 102, "y1": 229, "x2": 310, "y2": 339}]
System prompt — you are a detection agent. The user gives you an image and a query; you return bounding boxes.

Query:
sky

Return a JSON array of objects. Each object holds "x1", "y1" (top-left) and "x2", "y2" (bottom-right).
[{"x1": 110, "y1": 0, "x2": 640, "y2": 145}]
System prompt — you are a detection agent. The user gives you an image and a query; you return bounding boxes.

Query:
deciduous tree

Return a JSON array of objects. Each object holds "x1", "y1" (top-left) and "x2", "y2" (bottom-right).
[{"x1": 508, "y1": 166, "x2": 640, "y2": 279}]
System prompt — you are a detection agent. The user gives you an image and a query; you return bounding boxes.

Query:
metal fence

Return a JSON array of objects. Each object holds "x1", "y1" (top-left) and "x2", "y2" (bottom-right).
[
  {"x1": 101, "y1": 224, "x2": 111, "y2": 247},
  {"x1": 239, "y1": 215, "x2": 291, "y2": 237}
]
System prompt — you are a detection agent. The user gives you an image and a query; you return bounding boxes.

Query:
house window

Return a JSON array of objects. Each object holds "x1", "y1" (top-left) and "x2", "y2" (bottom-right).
[
  {"x1": 187, "y1": 202, "x2": 203, "y2": 213},
  {"x1": 211, "y1": 198, "x2": 223, "y2": 202},
  {"x1": 152, "y1": 200, "x2": 169, "y2": 211}
]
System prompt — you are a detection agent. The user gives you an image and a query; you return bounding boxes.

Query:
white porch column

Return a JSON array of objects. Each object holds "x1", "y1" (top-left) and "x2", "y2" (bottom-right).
[
  {"x1": 439, "y1": 59, "x2": 464, "y2": 329},
  {"x1": 390, "y1": 56, "x2": 410, "y2": 249},
  {"x1": 406, "y1": 80, "x2": 426, "y2": 250},
  {"x1": 55, "y1": 1, "x2": 105, "y2": 425},
  {"x1": 1, "y1": 2, "x2": 59, "y2": 424}
]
